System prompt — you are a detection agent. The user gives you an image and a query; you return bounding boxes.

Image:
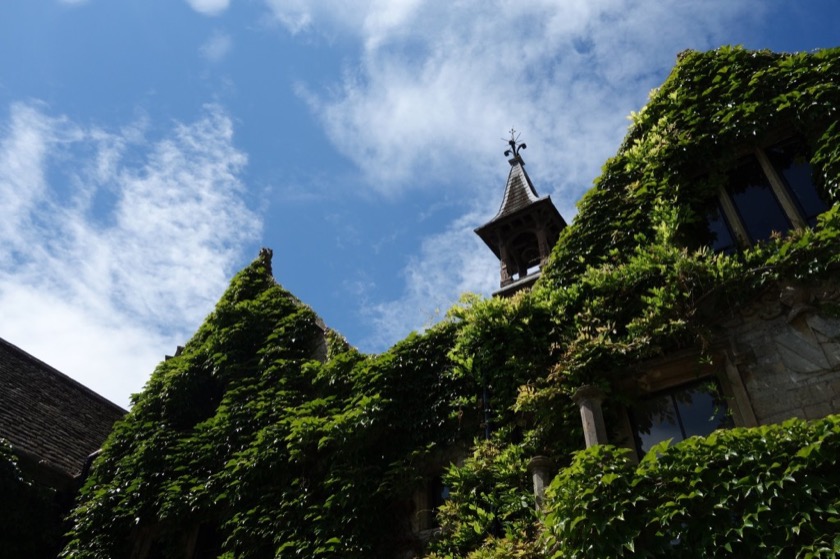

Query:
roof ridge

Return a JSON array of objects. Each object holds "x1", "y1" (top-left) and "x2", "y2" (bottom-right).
[{"x1": 0, "y1": 336, "x2": 127, "y2": 414}]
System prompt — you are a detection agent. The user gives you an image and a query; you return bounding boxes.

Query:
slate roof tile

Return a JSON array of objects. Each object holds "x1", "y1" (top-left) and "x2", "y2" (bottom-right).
[
  {"x1": 489, "y1": 159, "x2": 542, "y2": 222},
  {"x1": 0, "y1": 337, "x2": 126, "y2": 479}
]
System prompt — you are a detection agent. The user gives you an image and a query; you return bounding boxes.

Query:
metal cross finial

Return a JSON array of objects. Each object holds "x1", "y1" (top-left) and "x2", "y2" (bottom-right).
[{"x1": 503, "y1": 128, "x2": 526, "y2": 159}]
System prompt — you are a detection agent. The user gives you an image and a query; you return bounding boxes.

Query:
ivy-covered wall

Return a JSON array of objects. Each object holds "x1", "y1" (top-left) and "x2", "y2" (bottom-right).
[
  {"x1": 63, "y1": 254, "x2": 476, "y2": 558},
  {"x1": 543, "y1": 416, "x2": 840, "y2": 558},
  {"x1": 0, "y1": 439, "x2": 65, "y2": 558},
  {"x1": 63, "y1": 46, "x2": 840, "y2": 558}
]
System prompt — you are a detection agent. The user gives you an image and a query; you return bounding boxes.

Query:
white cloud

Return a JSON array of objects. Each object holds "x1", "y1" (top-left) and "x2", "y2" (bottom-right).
[
  {"x1": 270, "y1": 0, "x2": 766, "y2": 347},
  {"x1": 274, "y1": 0, "x2": 764, "y2": 204},
  {"x1": 200, "y1": 31, "x2": 233, "y2": 62},
  {"x1": 0, "y1": 285, "x2": 165, "y2": 410},
  {"x1": 0, "y1": 103, "x2": 54, "y2": 251},
  {"x1": 362, "y1": 208, "x2": 499, "y2": 351},
  {"x1": 185, "y1": 0, "x2": 230, "y2": 16},
  {"x1": 263, "y1": 0, "x2": 314, "y2": 35},
  {"x1": 0, "y1": 102, "x2": 260, "y2": 406}
]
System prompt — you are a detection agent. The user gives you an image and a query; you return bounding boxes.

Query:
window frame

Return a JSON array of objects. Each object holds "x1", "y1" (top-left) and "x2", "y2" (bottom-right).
[
  {"x1": 628, "y1": 378, "x2": 733, "y2": 457},
  {"x1": 611, "y1": 347, "x2": 756, "y2": 462},
  {"x1": 711, "y1": 140, "x2": 824, "y2": 251}
]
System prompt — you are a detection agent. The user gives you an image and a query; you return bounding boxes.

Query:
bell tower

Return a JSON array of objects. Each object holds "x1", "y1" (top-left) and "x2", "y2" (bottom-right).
[{"x1": 475, "y1": 130, "x2": 566, "y2": 296}]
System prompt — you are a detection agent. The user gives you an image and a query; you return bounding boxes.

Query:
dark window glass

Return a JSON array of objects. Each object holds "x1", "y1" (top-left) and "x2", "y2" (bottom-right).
[
  {"x1": 727, "y1": 156, "x2": 791, "y2": 242},
  {"x1": 630, "y1": 380, "x2": 731, "y2": 456},
  {"x1": 632, "y1": 395, "x2": 683, "y2": 456},
  {"x1": 419, "y1": 476, "x2": 451, "y2": 530},
  {"x1": 766, "y1": 139, "x2": 828, "y2": 227},
  {"x1": 706, "y1": 204, "x2": 736, "y2": 253}
]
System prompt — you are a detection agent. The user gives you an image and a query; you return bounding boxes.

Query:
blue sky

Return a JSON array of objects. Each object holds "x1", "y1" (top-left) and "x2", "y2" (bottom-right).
[{"x1": 1, "y1": 0, "x2": 838, "y2": 407}]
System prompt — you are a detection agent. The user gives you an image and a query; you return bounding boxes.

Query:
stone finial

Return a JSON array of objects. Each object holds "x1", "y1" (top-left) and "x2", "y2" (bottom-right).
[{"x1": 259, "y1": 247, "x2": 273, "y2": 276}]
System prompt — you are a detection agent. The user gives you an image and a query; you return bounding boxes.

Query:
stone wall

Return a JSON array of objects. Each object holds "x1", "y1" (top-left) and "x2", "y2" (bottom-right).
[{"x1": 725, "y1": 282, "x2": 840, "y2": 425}]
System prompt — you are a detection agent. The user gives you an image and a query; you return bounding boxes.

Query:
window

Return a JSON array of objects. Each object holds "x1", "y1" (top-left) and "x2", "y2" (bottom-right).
[
  {"x1": 726, "y1": 156, "x2": 792, "y2": 243},
  {"x1": 427, "y1": 476, "x2": 450, "y2": 528},
  {"x1": 705, "y1": 203, "x2": 737, "y2": 254},
  {"x1": 705, "y1": 138, "x2": 828, "y2": 251},
  {"x1": 629, "y1": 379, "x2": 731, "y2": 456},
  {"x1": 766, "y1": 138, "x2": 828, "y2": 226}
]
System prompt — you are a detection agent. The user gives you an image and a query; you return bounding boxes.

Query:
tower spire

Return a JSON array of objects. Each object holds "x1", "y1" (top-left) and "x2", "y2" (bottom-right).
[{"x1": 474, "y1": 131, "x2": 566, "y2": 296}]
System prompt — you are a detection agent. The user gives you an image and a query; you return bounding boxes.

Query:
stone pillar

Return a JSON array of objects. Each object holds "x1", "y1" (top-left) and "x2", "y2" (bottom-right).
[
  {"x1": 572, "y1": 385, "x2": 608, "y2": 448},
  {"x1": 527, "y1": 456, "x2": 552, "y2": 511}
]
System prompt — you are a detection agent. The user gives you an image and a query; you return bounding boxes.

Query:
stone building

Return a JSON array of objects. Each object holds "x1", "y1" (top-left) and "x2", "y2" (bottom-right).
[
  {"x1": 0, "y1": 336, "x2": 125, "y2": 556},
  {"x1": 476, "y1": 96, "x2": 839, "y2": 465},
  {"x1": 0, "y1": 336, "x2": 125, "y2": 490},
  {"x1": 61, "y1": 46, "x2": 840, "y2": 558}
]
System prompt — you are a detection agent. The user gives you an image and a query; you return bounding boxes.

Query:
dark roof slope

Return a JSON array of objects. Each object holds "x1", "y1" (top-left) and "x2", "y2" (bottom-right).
[
  {"x1": 488, "y1": 158, "x2": 542, "y2": 222},
  {"x1": 0, "y1": 337, "x2": 125, "y2": 479}
]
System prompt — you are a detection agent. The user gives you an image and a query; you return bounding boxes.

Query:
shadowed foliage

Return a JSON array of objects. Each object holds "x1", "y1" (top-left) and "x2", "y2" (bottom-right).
[{"x1": 63, "y1": 46, "x2": 840, "y2": 558}]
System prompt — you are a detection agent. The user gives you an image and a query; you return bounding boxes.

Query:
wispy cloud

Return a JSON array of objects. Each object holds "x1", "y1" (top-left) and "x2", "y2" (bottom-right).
[
  {"x1": 200, "y1": 31, "x2": 233, "y2": 62},
  {"x1": 268, "y1": 0, "x2": 766, "y2": 350},
  {"x1": 362, "y1": 208, "x2": 499, "y2": 351},
  {"x1": 185, "y1": 0, "x2": 230, "y2": 17},
  {"x1": 0, "y1": 102, "x2": 260, "y2": 406},
  {"x1": 271, "y1": 0, "x2": 764, "y2": 202}
]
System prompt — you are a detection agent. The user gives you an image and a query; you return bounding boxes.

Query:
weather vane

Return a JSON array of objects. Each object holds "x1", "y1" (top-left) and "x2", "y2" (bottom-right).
[{"x1": 503, "y1": 128, "x2": 526, "y2": 159}]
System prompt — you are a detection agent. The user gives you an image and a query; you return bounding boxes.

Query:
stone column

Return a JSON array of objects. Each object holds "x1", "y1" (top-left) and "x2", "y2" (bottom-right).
[
  {"x1": 572, "y1": 385, "x2": 608, "y2": 448},
  {"x1": 527, "y1": 456, "x2": 552, "y2": 511}
]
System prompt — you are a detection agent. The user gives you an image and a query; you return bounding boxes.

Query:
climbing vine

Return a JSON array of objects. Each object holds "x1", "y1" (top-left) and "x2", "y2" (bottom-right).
[
  {"x1": 63, "y1": 46, "x2": 840, "y2": 558},
  {"x1": 542, "y1": 416, "x2": 840, "y2": 558}
]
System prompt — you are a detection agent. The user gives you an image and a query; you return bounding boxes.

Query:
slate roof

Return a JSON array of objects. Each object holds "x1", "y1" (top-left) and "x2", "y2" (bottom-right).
[
  {"x1": 0, "y1": 337, "x2": 126, "y2": 480},
  {"x1": 474, "y1": 155, "x2": 566, "y2": 260},
  {"x1": 487, "y1": 157, "x2": 543, "y2": 223}
]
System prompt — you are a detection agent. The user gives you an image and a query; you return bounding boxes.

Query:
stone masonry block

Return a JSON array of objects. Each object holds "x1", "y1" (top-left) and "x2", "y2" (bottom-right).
[
  {"x1": 775, "y1": 330, "x2": 830, "y2": 373},
  {"x1": 760, "y1": 408, "x2": 806, "y2": 426},
  {"x1": 804, "y1": 402, "x2": 833, "y2": 420},
  {"x1": 807, "y1": 314, "x2": 840, "y2": 339},
  {"x1": 747, "y1": 390, "x2": 794, "y2": 418}
]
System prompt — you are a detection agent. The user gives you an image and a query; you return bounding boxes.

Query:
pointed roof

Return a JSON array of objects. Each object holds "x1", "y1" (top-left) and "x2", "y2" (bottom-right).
[
  {"x1": 486, "y1": 156, "x2": 544, "y2": 223},
  {"x1": 474, "y1": 133, "x2": 567, "y2": 266}
]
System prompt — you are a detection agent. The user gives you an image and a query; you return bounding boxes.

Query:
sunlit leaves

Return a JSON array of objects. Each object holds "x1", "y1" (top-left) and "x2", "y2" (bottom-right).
[
  {"x1": 542, "y1": 416, "x2": 840, "y2": 558},
  {"x1": 62, "y1": 46, "x2": 840, "y2": 559}
]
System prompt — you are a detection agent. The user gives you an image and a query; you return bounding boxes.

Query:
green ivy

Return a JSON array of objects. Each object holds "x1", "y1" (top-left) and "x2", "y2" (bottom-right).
[
  {"x1": 427, "y1": 438, "x2": 535, "y2": 558},
  {"x1": 63, "y1": 256, "x2": 476, "y2": 558},
  {"x1": 542, "y1": 416, "x2": 840, "y2": 558},
  {"x1": 62, "y1": 46, "x2": 840, "y2": 558}
]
